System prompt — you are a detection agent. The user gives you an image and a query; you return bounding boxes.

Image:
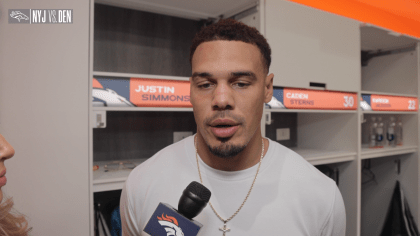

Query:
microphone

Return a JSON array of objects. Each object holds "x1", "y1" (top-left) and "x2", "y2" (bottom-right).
[{"x1": 143, "y1": 181, "x2": 211, "y2": 236}]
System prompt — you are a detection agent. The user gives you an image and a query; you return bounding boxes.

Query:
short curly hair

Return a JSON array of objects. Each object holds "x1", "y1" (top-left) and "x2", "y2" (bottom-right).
[{"x1": 190, "y1": 18, "x2": 271, "y2": 73}]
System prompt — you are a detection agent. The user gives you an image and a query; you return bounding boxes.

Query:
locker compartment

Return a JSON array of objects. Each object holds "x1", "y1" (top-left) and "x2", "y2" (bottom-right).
[
  {"x1": 94, "y1": 190, "x2": 122, "y2": 236},
  {"x1": 361, "y1": 113, "x2": 418, "y2": 159},
  {"x1": 361, "y1": 153, "x2": 419, "y2": 236},
  {"x1": 361, "y1": 26, "x2": 419, "y2": 96},
  {"x1": 93, "y1": 111, "x2": 196, "y2": 192},
  {"x1": 94, "y1": 111, "x2": 196, "y2": 161},
  {"x1": 94, "y1": 3, "x2": 203, "y2": 76},
  {"x1": 265, "y1": 0, "x2": 360, "y2": 92},
  {"x1": 266, "y1": 112, "x2": 358, "y2": 165}
]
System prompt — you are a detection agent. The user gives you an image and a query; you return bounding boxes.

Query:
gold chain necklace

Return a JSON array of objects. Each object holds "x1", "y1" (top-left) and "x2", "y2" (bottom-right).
[{"x1": 194, "y1": 135, "x2": 264, "y2": 235}]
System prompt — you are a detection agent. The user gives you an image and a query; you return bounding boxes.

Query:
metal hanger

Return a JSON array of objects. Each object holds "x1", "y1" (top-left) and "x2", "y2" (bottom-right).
[{"x1": 362, "y1": 159, "x2": 377, "y2": 185}]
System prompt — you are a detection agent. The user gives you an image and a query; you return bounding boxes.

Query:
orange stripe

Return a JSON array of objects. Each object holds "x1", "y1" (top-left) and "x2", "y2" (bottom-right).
[
  {"x1": 287, "y1": 0, "x2": 420, "y2": 39},
  {"x1": 92, "y1": 78, "x2": 103, "y2": 89}
]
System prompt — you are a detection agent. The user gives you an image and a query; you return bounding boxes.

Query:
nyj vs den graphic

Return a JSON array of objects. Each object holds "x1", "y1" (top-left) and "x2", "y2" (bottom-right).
[{"x1": 9, "y1": 9, "x2": 73, "y2": 24}]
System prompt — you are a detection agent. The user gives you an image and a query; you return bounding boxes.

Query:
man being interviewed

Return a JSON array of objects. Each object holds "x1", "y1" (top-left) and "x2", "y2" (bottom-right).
[{"x1": 120, "y1": 19, "x2": 346, "y2": 235}]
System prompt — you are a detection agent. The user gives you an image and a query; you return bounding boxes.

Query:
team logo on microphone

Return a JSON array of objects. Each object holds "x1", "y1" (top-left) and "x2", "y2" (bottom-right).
[{"x1": 157, "y1": 213, "x2": 185, "y2": 236}]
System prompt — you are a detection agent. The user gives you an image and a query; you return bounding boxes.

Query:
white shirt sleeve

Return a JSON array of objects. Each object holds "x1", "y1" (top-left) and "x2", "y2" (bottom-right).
[
  {"x1": 120, "y1": 180, "x2": 141, "y2": 236},
  {"x1": 319, "y1": 185, "x2": 346, "y2": 236}
]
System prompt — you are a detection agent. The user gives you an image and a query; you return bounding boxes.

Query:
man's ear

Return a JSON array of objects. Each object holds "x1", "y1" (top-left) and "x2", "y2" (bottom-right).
[{"x1": 264, "y1": 73, "x2": 274, "y2": 103}]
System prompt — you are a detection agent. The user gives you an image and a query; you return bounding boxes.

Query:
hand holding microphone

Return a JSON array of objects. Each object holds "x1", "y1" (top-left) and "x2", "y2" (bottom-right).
[{"x1": 144, "y1": 181, "x2": 211, "y2": 236}]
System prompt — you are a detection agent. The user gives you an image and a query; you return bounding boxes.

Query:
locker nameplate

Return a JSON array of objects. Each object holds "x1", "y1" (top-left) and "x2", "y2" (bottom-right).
[
  {"x1": 268, "y1": 88, "x2": 358, "y2": 110},
  {"x1": 92, "y1": 77, "x2": 192, "y2": 107},
  {"x1": 361, "y1": 94, "x2": 418, "y2": 111}
]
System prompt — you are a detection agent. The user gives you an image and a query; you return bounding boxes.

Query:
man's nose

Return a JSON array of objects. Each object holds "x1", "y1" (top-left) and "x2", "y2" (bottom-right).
[{"x1": 211, "y1": 83, "x2": 234, "y2": 110}]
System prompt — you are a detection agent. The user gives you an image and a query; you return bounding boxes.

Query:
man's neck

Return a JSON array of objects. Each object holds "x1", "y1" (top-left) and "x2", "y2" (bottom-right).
[{"x1": 195, "y1": 132, "x2": 268, "y2": 172}]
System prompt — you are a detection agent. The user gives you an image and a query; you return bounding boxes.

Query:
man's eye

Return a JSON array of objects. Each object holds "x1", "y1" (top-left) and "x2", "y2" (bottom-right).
[
  {"x1": 234, "y1": 82, "x2": 249, "y2": 88},
  {"x1": 198, "y1": 83, "x2": 212, "y2": 89}
]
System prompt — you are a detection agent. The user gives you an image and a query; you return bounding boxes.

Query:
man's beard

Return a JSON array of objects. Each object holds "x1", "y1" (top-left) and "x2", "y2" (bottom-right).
[
  {"x1": 207, "y1": 142, "x2": 246, "y2": 158},
  {"x1": 203, "y1": 111, "x2": 247, "y2": 158}
]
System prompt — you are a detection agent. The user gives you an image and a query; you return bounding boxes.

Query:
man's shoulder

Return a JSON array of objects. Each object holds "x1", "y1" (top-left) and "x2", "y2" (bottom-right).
[
  {"x1": 268, "y1": 141, "x2": 342, "y2": 229},
  {"x1": 125, "y1": 136, "x2": 192, "y2": 188},
  {"x1": 272, "y1": 141, "x2": 334, "y2": 180},
  {"x1": 269, "y1": 140, "x2": 338, "y2": 199}
]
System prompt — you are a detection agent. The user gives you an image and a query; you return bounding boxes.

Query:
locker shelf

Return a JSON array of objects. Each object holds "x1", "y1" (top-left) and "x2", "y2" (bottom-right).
[
  {"x1": 93, "y1": 107, "x2": 193, "y2": 112},
  {"x1": 290, "y1": 148, "x2": 357, "y2": 165},
  {"x1": 93, "y1": 158, "x2": 148, "y2": 192},
  {"x1": 94, "y1": 0, "x2": 257, "y2": 20},
  {"x1": 268, "y1": 109, "x2": 357, "y2": 113},
  {"x1": 361, "y1": 145, "x2": 418, "y2": 160},
  {"x1": 361, "y1": 111, "x2": 418, "y2": 114},
  {"x1": 93, "y1": 71, "x2": 190, "y2": 81},
  {"x1": 361, "y1": 90, "x2": 418, "y2": 98}
]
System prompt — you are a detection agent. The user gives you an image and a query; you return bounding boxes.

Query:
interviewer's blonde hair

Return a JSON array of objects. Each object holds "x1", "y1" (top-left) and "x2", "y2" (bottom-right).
[{"x1": 0, "y1": 197, "x2": 31, "y2": 236}]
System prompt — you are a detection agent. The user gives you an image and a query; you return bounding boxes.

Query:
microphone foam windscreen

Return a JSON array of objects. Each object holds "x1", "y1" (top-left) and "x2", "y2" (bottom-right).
[{"x1": 186, "y1": 181, "x2": 211, "y2": 203}]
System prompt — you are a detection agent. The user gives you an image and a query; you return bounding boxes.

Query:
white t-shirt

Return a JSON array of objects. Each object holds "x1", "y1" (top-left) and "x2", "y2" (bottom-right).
[{"x1": 120, "y1": 135, "x2": 346, "y2": 236}]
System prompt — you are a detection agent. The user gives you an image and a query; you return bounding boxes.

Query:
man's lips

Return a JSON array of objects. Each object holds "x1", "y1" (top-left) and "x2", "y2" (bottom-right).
[
  {"x1": 209, "y1": 119, "x2": 240, "y2": 138},
  {"x1": 209, "y1": 119, "x2": 239, "y2": 127}
]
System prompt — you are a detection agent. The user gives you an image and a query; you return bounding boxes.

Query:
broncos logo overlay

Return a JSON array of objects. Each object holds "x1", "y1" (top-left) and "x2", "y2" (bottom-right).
[
  {"x1": 92, "y1": 88, "x2": 135, "y2": 107},
  {"x1": 266, "y1": 96, "x2": 285, "y2": 108},
  {"x1": 10, "y1": 11, "x2": 29, "y2": 22},
  {"x1": 360, "y1": 100, "x2": 372, "y2": 111},
  {"x1": 157, "y1": 213, "x2": 184, "y2": 236}
]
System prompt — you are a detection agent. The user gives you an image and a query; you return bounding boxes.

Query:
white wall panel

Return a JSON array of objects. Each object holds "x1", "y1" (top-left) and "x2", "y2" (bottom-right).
[{"x1": 265, "y1": 0, "x2": 360, "y2": 92}]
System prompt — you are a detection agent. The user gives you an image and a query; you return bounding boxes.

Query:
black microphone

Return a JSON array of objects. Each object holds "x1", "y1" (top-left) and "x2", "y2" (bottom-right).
[{"x1": 143, "y1": 181, "x2": 211, "y2": 236}]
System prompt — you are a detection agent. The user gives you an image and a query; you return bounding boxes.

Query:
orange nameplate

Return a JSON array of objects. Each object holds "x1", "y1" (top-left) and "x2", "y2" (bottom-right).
[
  {"x1": 93, "y1": 77, "x2": 192, "y2": 107},
  {"x1": 130, "y1": 78, "x2": 192, "y2": 107},
  {"x1": 277, "y1": 88, "x2": 357, "y2": 110},
  {"x1": 362, "y1": 94, "x2": 418, "y2": 111}
]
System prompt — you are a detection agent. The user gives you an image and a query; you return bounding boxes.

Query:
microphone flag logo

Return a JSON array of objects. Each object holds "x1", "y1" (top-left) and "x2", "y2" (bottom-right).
[
  {"x1": 143, "y1": 203, "x2": 202, "y2": 236},
  {"x1": 157, "y1": 213, "x2": 185, "y2": 236}
]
